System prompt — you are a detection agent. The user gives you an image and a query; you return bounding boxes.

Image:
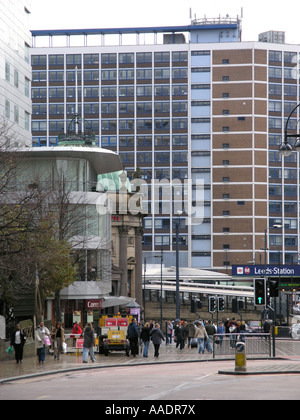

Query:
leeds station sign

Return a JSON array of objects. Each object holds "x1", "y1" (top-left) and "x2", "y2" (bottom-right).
[{"x1": 232, "y1": 264, "x2": 300, "y2": 277}]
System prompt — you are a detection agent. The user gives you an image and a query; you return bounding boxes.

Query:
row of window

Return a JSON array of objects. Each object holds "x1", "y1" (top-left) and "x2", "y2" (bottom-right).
[
  {"x1": 33, "y1": 101, "x2": 189, "y2": 115},
  {"x1": 269, "y1": 84, "x2": 300, "y2": 97},
  {"x1": 269, "y1": 168, "x2": 300, "y2": 180},
  {"x1": 32, "y1": 85, "x2": 188, "y2": 99},
  {"x1": 4, "y1": 99, "x2": 30, "y2": 130},
  {"x1": 5, "y1": 61, "x2": 30, "y2": 97},
  {"x1": 33, "y1": 68, "x2": 190, "y2": 82},
  {"x1": 32, "y1": 51, "x2": 189, "y2": 66},
  {"x1": 32, "y1": 118, "x2": 189, "y2": 132}
]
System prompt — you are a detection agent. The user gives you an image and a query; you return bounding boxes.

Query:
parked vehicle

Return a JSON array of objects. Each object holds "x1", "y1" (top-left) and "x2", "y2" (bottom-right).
[{"x1": 247, "y1": 321, "x2": 262, "y2": 333}]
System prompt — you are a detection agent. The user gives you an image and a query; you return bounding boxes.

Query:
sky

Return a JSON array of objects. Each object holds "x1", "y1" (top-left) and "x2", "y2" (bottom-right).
[{"x1": 29, "y1": 0, "x2": 300, "y2": 45}]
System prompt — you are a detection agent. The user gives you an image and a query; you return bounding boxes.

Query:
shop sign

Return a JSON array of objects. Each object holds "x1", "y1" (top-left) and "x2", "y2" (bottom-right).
[{"x1": 85, "y1": 299, "x2": 103, "y2": 310}]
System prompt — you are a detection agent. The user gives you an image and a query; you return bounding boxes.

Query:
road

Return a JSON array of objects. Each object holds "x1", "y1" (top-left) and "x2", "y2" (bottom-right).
[{"x1": 1, "y1": 360, "x2": 300, "y2": 401}]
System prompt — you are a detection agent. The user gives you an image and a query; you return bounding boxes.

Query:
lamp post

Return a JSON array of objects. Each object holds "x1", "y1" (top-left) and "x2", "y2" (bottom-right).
[
  {"x1": 279, "y1": 102, "x2": 300, "y2": 156},
  {"x1": 175, "y1": 210, "x2": 182, "y2": 321},
  {"x1": 143, "y1": 256, "x2": 154, "y2": 321},
  {"x1": 154, "y1": 254, "x2": 163, "y2": 327}
]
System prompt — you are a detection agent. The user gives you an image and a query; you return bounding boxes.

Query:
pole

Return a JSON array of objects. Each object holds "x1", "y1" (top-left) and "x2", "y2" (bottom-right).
[{"x1": 175, "y1": 219, "x2": 180, "y2": 320}]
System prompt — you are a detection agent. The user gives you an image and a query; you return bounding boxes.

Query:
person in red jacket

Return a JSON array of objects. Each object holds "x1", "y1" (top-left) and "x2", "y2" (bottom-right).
[{"x1": 72, "y1": 321, "x2": 82, "y2": 346}]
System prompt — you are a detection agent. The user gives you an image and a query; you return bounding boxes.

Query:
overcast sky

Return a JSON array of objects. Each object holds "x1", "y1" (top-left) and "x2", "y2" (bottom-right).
[{"x1": 29, "y1": 0, "x2": 300, "y2": 45}]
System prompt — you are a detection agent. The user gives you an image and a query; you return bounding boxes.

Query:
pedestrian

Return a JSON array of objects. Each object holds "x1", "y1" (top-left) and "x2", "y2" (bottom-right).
[
  {"x1": 239, "y1": 320, "x2": 246, "y2": 342},
  {"x1": 194, "y1": 321, "x2": 208, "y2": 353},
  {"x1": 216, "y1": 321, "x2": 225, "y2": 347},
  {"x1": 127, "y1": 318, "x2": 139, "y2": 357},
  {"x1": 150, "y1": 323, "x2": 165, "y2": 357},
  {"x1": 72, "y1": 321, "x2": 82, "y2": 335},
  {"x1": 224, "y1": 318, "x2": 230, "y2": 334},
  {"x1": 51, "y1": 322, "x2": 65, "y2": 360},
  {"x1": 205, "y1": 320, "x2": 216, "y2": 353},
  {"x1": 35, "y1": 321, "x2": 51, "y2": 364},
  {"x1": 174, "y1": 321, "x2": 185, "y2": 350},
  {"x1": 82, "y1": 322, "x2": 96, "y2": 363},
  {"x1": 140, "y1": 322, "x2": 151, "y2": 357},
  {"x1": 186, "y1": 320, "x2": 196, "y2": 348},
  {"x1": 166, "y1": 320, "x2": 173, "y2": 344},
  {"x1": 228, "y1": 317, "x2": 239, "y2": 348},
  {"x1": 10, "y1": 324, "x2": 26, "y2": 364}
]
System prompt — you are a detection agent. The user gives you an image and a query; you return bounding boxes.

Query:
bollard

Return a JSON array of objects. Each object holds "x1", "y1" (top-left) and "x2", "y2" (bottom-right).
[{"x1": 235, "y1": 341, "x2": 247, "y2": 372}]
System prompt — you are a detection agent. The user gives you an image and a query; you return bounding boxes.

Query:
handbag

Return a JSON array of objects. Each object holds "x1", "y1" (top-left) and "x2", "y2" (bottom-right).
[
  {"x1": 62, "y1": 341, "x2": 67, "y2": 353},
  {"x1": 44, "y1": 335, "x2": 51, "y2": 346},
  {"x1": 6, "y1": 346, "x2": 14, "y2": 355}
]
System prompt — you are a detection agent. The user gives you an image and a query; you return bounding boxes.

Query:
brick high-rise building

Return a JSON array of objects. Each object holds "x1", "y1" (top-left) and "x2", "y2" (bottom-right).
[{"x1": 30, "y1": 17, "x2": 300, "y2": 274}]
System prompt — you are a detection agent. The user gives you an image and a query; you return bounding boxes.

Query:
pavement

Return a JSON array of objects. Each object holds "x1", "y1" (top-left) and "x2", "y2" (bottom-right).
[{"x1": 1, "y1": 340, "x2": 300, "y2": 383}]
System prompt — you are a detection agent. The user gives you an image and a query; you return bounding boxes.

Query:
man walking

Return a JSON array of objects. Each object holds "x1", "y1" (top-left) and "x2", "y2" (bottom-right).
[{"x1": 127, "y1": 318, "x2": 139, "y2": 357}]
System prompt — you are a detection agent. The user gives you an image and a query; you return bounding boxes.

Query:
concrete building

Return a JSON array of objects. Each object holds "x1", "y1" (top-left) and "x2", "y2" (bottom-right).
[
  {"x1": 29, "y1": 17, "x2": 300, "y2": 275},
  {"x1": 0, "y1": 0, "x2": 32, "y2": 146},
  {"x1": 12, "y1": 145, "x2": 123, "y2": 326}
]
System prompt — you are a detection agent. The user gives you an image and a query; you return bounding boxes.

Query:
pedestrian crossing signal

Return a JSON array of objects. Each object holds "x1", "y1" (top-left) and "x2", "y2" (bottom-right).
[
  {"x1": 218, "y1": 296, "x2": 225, "y2": 312},
  {"x1": 208, "y1": 296, "x2": 216, "y2": 312},
  {"x1": 254, "y1": 278, "x2": 266, "y2": 306}
]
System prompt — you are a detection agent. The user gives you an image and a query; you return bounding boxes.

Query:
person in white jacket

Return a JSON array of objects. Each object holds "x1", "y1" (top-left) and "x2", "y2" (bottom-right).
[
  {"x1": 35, "y1": 321, "x2": 51, "y2": 364},
  {"x1": 194, "y1": 321, "x2": 208, "y2": 354}
]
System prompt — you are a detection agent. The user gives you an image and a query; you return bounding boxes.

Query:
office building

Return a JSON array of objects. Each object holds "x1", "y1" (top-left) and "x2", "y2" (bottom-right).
[
  {"x1": 30, "y1": 17, "x2": 300, "y2": 273},
  {"x1": 0, "y1": 0, "x2": 32, "y2": 146}
]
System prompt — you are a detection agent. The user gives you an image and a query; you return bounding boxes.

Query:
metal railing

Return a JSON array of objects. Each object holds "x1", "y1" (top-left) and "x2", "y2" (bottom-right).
[{"x1": 212, "y1": 333, "x2": 272, "y2": 358}]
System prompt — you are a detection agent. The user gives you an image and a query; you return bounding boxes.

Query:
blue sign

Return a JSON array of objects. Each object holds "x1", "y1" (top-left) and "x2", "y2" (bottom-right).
[{"x1": 232, "y1": 265, "x2": 300, "y2": 277}]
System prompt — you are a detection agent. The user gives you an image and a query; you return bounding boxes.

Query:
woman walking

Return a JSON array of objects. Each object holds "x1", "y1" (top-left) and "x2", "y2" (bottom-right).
[
  {"x1": 10, "y1": 324, "x2": 26, "y2": 364},
  {"x1": 82, "y1": 322, "x2": 96, "y2": 363},
  {"x1": 194, "y1": 321, "x2": 208, "y2": 354},
  {"x1": 150, "y1": 323, "x2": 165, "y2": 358},
  {"x1": 140, "y1": 322, "x2": 151, "y2": 357},
  {"x1": 35, "y1": 321, "x2": 51, "y2": 364},
  {"x1": 51, "y1": 322, "x2": 65, "y2": 360}
]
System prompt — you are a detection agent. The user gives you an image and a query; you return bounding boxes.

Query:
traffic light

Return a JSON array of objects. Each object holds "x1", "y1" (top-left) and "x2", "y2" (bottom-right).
[
  {"x1": 208, "y1": 296, "x2": 216, "y2": 313},
  {"x1": 218, "y1": 296, "x2": 225, "y2": 312},
  {"x1": 269, "y1": 280, "x2": 279, "y2": 297},
  {"x1": 254, "y1": 278, "x2": 266, "y2": 306}
]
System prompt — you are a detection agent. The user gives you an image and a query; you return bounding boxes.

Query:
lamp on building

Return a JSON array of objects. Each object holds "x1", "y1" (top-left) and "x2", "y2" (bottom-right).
[{"x1": 279, "y1": 103, "x2": 300, "y2": 156}]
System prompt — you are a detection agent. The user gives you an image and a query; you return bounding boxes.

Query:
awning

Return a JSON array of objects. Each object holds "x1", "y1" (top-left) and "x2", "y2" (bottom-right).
[{"x1": 102, "y1": 296, "x2": 135, "y2": 308}]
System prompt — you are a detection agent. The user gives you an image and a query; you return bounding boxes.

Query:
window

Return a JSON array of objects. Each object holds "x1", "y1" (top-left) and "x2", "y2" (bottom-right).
[
  {"x1": 49, "y1": 55, "x2": 64, "y2": 66},
  {"x1": 14, "y1": 69, "x2": 19, "y2": 88},
  {"x1": 31, "y1": 55, "x2": 46, "y2": 66},
  {"x1": 136, "y1": 69, "x2": 152, "y2": 80},
  {"x1": 5, "y1": 100, "x2": 10, "y2": 119},
  {"x1": 5, "y1": 62, "x2": 10, "y2": 82},
  {"x1": 119, "y1": 53, "x2": 134, "y2": 64},
  {"x1": 172, "y1": 51, "x2": 188, "y2": 62},
  {"x1": 154, "y1": 69, "x2": 170, "y2": 79},
  {"x1": 154, "y1": 52, "x2": 170, "y2": 63},
  {"x1": 101, "y1": 69, "x2": 117, "y2": 81},
  {"x1": 25, "y1": 78, "x2": 30, "y2": 97},
  {"x1": 136, "y1": 52, "x2": 152, "y2": 64},
  {"x1": 101, "y1": 53, "x2": 117, "y2": 65},
  {"x1": 84, "y1": 54, "x2": 99, "y2": 65},
  {"x1": 66, "y1": 54, "x2": 81, "y2": 65},
  {"x1": 14, "y1": 105, "x2": 19, "y2": 124}
]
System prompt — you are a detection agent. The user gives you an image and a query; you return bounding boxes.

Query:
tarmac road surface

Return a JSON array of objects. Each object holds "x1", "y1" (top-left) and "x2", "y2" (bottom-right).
[{"x1": 1, "y1": 359, "x2": 300, "y2": 401}]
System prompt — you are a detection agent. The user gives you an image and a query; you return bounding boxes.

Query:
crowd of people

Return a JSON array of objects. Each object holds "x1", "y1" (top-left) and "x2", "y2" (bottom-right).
[
  {"x1": 126, "y1": 317, "x2": 246, "y2": 358},
  {"x1": 8, "y1": 316, "x2": 248, "y2": 365}
]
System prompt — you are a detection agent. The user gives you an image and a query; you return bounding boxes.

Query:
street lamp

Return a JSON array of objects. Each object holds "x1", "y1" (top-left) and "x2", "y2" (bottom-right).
[
  {"x1": 175, "y1": 210, "x2": 182, "y2": 320},
  {"x1": 264, "y1": 224, "x2": 283, "y2": 266},
  {"x1": 143, "y1": 256, "x2": 154, "y2": 321},
  {"x1": 279, "y1": 103, "x2": 300, "y2": 156},
  {"x1": 154, "y1": 254, "x2": 163, "y2": 327}
]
